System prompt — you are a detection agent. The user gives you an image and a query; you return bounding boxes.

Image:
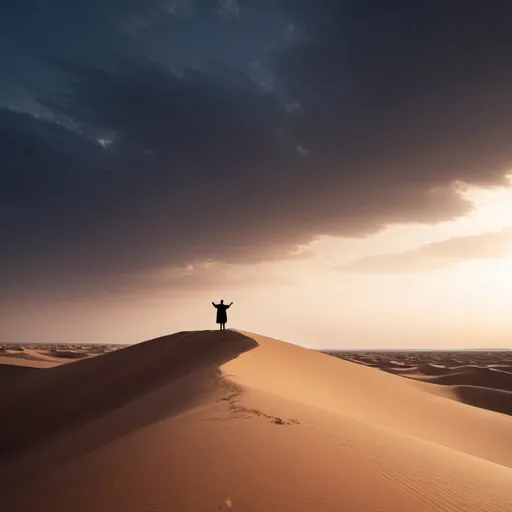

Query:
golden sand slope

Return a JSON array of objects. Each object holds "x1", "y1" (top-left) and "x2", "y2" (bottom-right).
[{"x1": 0, "y1": 330, "x2": 510, "y2": 512}]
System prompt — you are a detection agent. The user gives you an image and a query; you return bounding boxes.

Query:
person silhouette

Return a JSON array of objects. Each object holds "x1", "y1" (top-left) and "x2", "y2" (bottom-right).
[{"x1": 212, "y1": 299, "x2": 233, "y2": 330}]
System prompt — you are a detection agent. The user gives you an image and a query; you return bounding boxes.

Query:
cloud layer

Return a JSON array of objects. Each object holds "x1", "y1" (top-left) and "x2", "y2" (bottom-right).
[
  {"x1": 2, "y1": 1, "x2": 512, "y2": 298},
  {"x1": 342, "y1": 227, "x2": 512, "y2": 273}
]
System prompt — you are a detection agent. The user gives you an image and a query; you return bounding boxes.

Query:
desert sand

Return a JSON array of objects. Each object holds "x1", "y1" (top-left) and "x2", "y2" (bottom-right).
[
  {"x1": 0, "y1": 343, "x2": 124, "y2": 368},
  {"x1": 0, "y1": 330, "x2": 511, "y2": 511},
  {"x1": 331, "y1": 350, "x2": 512, "y2": 417}
]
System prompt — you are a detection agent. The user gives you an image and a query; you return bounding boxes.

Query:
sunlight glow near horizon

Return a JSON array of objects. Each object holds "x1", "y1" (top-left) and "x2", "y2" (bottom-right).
[{"x1": 4, "y1": 180, "x2": 512, "y2": 349}]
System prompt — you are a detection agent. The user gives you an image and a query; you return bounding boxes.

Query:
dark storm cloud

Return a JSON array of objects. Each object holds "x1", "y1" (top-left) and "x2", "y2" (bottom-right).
[
  {"x1": 276, "y1": 1, "x2": 512, "y2": 187},
  {"x1": 340, "y1": 227, "x2": 512, "y2": 274},
  {"x1": 2, "y1": 1, "x2": 512, "y2": 298}
]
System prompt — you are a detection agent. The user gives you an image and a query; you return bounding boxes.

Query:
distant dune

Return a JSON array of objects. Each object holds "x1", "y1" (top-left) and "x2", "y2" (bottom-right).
[
  {"x1": 0, "y1": 348, "x2": 70, "y2": 368},
  {"x1": 451, "y1": 385, "x2": 512, "y2": 416},
  {"x1": 411, "y1": 367, "x2": 512, "y2": 392},
  {"x1": 336, "y1": 350, "x2": 512, "y2": 419},
  {"x1": 0, "y1": 345, "x2": 122, "y2": 368},
  {"x1": 0, "y1": 331, "x2": 511, "y2": 512}
]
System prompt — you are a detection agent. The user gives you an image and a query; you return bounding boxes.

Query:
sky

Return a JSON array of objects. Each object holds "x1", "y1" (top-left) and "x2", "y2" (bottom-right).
[{"x1": 2, "y1": 1, "x2": 512, "y2": 349}]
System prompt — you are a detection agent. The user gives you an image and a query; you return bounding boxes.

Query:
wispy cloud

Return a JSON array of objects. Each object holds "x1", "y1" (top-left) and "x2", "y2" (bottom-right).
[
  {"x1": 217, "y1": 0, "x2": 240, "y2": 19},
  {"x1": 340, "y1": 227, "x2": 512, "y2": 274}
]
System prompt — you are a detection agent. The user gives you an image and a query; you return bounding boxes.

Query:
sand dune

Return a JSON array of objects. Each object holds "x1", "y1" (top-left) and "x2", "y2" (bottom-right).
[
  {"x1": 0, "y1": 351, "x2": 63, "y2": 368},
  {"x1": 410, "y1": 367, "x2": 512, "y2": 393},
  {"x1": 0, "y1": 348, "x2": 85, "y2": 368},
  {"x1": 416, "y1": 363, "x2": 459, "y2": 375},
  {"x1": 0, "y1": 363, "x2": 39, "y2": 383},
  {"x1": 381, "y1": 366, "x2": 421, "y2": 375},
  {"x1": 418, "y1": 382, "x2": 512, "y2": 418},
  {"x1": 353, "y1": 352, "x2": 512, "y2": 416},
  {"x1": 0, "y1": 331, "x2": 511, "y2": 512},
  {"x1": 487, "y1": 365, "x2": 512, "y2": 375},
  {"x1": 0, "y1": 331, "x2": 257, "y2": 460},
  {"x1": 45, "y1": 349, "x2": 90, "y2": 359},
  {"x1": 451, "y1": 386, "x2": 512, "y2": 416},
  {"x1": 0, "y1": 344, "x2": 122, "y2": 368}
]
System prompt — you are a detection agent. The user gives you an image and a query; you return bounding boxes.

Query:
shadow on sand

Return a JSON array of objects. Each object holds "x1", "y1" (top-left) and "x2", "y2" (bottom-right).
[{"x1": 0, "y1": 330, "x2": 258, "y2": 483}]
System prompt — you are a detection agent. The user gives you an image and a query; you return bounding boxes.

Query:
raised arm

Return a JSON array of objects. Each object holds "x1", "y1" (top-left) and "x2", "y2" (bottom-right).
[{"x1": 212, "y1": 302, "x2": 218, "y2": 308}]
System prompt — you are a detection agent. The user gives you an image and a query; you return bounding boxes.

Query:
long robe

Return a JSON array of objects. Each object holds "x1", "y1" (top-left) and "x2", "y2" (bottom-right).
[{"x1": 214, "y1": 304, "x2": 230, "y2": 324}]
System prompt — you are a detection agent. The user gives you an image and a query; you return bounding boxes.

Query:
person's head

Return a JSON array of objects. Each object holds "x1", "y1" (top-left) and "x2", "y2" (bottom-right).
[{"x1": 220, "y1": 299, "x2": 224, "y2": 304}]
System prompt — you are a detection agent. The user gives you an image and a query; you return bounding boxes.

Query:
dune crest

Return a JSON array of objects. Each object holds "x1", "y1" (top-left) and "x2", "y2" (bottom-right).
[
  {"x1": 226, "y1": 332, "x2": 512, "y2": 466},
  {"x1": 0, "y1": 330, "x2": 511, "y2": 512},
  {"x1": 0, "y1": 330, "x2": 257, "y2": 460}
]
